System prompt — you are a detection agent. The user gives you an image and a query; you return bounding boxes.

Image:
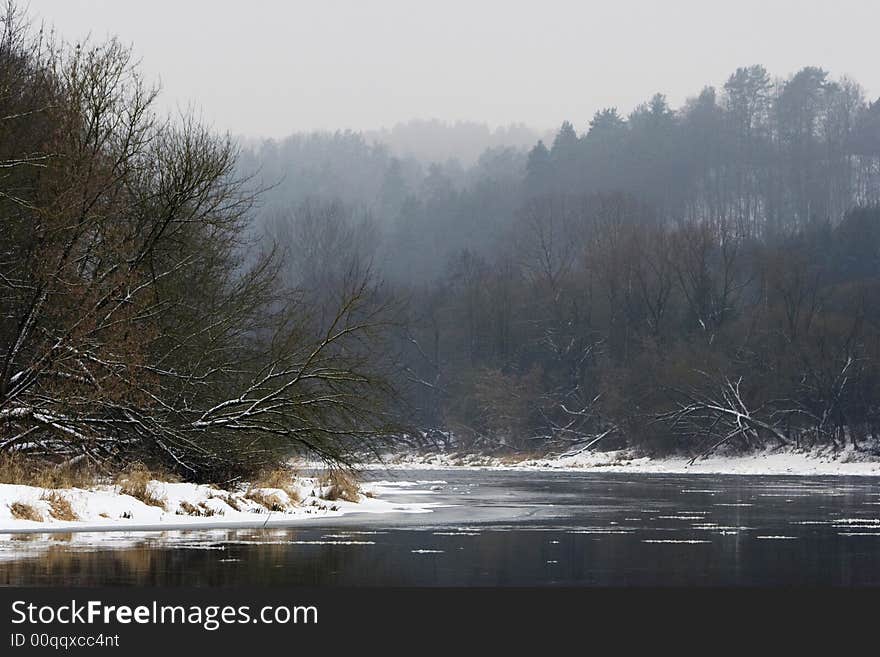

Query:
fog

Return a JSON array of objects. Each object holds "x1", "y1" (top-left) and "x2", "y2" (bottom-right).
[
  {"x1": 4, "y1": 1, "x2": 880, "y2": 477},
  {"x1": 26, "y1": 0, "x2": 880, "y2": 138},
  {"x1": 7, "y1": 2, "x2": 880, "y2": 609}
]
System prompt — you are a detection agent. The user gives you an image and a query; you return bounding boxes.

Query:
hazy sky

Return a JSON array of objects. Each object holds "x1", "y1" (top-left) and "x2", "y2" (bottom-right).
[{"x1": 26, "y1": 0, "x2": 880, "y2": 138}]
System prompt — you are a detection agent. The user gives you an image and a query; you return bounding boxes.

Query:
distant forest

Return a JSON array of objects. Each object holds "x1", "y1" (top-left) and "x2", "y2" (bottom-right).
[
  {"x1": 3, "y1": 0, "x2": 880, "y2": 481},
  {"x1": 242, "y1": 64, "x2": 880, "y2": 458}
]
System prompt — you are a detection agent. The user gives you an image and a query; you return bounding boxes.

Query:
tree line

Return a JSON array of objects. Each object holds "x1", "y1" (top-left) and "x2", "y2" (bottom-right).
[
  {"x1": 401, "y1": 197, "x2": 880, "y2": 457},
  {"x1": 246, "y1": 62, "x2": 880, "y2": 458},
  {"x1": 4, "y1": 0, "x2": 880, "y2": 475},
  {"x1": 525, "y1": 66, "x2": 880, "y2": 238}
]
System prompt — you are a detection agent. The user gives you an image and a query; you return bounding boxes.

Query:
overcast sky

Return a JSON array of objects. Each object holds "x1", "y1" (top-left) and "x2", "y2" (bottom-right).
[{"x1": 26, "y1": 0, "x2": 880, "y2": 138}]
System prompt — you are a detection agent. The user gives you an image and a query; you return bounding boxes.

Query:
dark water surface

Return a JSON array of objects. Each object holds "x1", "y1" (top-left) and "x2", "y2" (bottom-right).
[{"x1": 2, "y1": 470, "x2": 880, "y2": 586}]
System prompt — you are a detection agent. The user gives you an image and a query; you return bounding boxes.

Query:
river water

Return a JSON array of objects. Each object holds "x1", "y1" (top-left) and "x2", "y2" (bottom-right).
[{"x1": 2, "y1": 470, "x2": 879, "y2": 586}]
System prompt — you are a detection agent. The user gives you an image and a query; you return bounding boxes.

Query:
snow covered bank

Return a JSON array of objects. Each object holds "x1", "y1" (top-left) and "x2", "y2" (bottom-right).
[
  {"x1": 0, "y1": 477, "x2": 438, "y2": 533},
  {"x1": 367, "y1": 444, "x2": 880, "y2": 477}
]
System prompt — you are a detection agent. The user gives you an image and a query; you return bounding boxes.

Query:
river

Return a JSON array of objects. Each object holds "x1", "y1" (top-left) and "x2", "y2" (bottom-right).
[{"x1": 2, "y1": 469, "x2": 879, "y2": 586}]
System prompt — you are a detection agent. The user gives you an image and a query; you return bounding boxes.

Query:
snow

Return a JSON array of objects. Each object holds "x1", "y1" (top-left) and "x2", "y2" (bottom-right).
[
  {"x1": 367, "y1": 444, "x2": 880, "y2": 477},
  {"x1": 7, "y1": 442, "x2": 879, "y2": 533},
  {"x1": 0, "y1": 477, "x2": 438, "y2": 533}
]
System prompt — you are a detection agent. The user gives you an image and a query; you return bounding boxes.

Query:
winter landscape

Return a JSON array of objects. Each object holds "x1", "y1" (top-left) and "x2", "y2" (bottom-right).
[{"x1": 2, "y1": 0, "x2": 880, "y2": 594}]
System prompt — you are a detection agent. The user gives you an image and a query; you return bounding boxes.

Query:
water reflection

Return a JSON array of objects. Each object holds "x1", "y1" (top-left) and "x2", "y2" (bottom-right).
[{"x1": 1, "y1": 471, "x2": 879, "y2": 586}]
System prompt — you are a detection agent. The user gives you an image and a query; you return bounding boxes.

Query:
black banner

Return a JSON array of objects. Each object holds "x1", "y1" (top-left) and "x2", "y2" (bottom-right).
[{"x1": 0, "y1": 587, "x2": 875, "y2": 653}]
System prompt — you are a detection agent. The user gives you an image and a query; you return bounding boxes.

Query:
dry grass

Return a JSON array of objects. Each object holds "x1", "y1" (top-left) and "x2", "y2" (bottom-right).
[
  {"x1": 177, "y1": 501, "x2": 200, "y2": 516},
  {"x1": 209, "y1": 492, "x2": 241, "y2": 511},
  {"x1": 0, "y1": 454, "x2": 96, "y2": 489},
  {"x1": 41, "y1": 492, "x2": 78, "y2": 521},
  {"x1": 9, "y1": 502, "x2": 43, "y2": 522},
  {"x1": 318, "y1": 470, "x2": 360, "y2": 503},
  {"x1": 116, "y1": 465, "x2": 167, "y2": 510},
  {"x1": 177, "y1": 501, "x2": 219, "y2": 517},
  {"x1": 250, "y1": 468, "x2": 301, "y2": 505},
  {"x1": 245, "y1": 489, "x2": 287, "y2": 512}
]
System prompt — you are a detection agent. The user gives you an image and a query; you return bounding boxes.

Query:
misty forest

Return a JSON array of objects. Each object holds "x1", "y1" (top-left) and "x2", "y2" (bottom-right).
[{"x1": 3, "y1": 4, "x2": 880, "y2": 483}]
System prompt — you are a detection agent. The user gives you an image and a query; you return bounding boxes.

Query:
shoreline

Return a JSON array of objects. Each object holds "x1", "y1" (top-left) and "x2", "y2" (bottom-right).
[
  {"x1": 363, "y1": 445, "x2": 880, "y2": 478},
  {"x1": 5, "y1": 445, "x2": 879, "y2": 534},
  {"x1": 0, "y1": 477, "x2": 439, "y2": 535}
]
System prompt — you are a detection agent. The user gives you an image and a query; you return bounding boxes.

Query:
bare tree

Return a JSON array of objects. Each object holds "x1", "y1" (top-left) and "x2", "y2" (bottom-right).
[{"x1": 0, "y1": 13, "x2": 399, "y2": 479}]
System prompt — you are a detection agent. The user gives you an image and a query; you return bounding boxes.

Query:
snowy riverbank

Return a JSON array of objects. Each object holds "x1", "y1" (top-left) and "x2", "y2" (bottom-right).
[
  {"x1": 6, "y1": 444, "x2": 879, "y2": 533},
  {"x1": 0, "y1": 477, "x2": 439, "y2": 533},
  {"x1": 367, "y1": 444, "x2": 880, "y2": 477}
]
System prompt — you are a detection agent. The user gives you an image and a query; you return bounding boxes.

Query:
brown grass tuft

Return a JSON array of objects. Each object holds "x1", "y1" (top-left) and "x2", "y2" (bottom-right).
[
  {"x1": 209, "y1": 492, "x2": 241, "y2": 511},
  {"x1": 116, "y1": 465, "x2": 166, "y2": 510},
  {"x1": 177, "y1": 501, "x2": 200, "y2": 516},
  {"x1": 245, "y1": 489, "x2": 286, "y2": 512},
  {"x1": 250, "y1": 468, "x2": 301, "y2": 505},
  {"x1": 176, "y1": 501, "x2": 220, "y2": 517},
  {"x1": 199, "y1": 502, "x2": 223, "y2": 518},
  {"x1": 0, "y1": 454, "x2": 96, "y2": 489},
  {"x1": 9, "y1": 502, "x2": 43, "y2": 522},
  {"x1": 318, "y1": 471, "x2": 360, "y2": 503},
  {"x1": 198, "y1": 502, "x2": 219, "y2": 517},
  {"x1": 41, "y1": 492, "x2": 78, "y2": 521}
]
